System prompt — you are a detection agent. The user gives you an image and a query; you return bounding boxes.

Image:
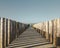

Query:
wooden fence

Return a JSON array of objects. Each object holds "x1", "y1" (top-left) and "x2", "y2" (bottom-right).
[
  {"x1": 0, "y1": 18, "x2": 29, "y2": 48},
  {"x1": 33, "y1": 18, "x2": 60, "y2": 47}
]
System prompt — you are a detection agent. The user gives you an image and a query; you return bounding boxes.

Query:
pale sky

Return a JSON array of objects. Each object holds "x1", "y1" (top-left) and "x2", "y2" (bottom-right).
[{"x1": 0, "y1": 0, "x2": 60, "y2": 23}]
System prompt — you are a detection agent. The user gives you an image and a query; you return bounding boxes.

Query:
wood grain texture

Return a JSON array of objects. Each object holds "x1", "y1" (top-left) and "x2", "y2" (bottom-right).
[
  {"x1": 0, "y1": 18, "x2": 4, "y2": 48},
  {"x1": 49, "y1": 20, "x2": 53, "y2": 43},
  {"x1": 45, "y1": 21, "x2": 49, "y2": 40},
  {"x1": 53, "y1": 19, "x2": 57, "y2": 47}
]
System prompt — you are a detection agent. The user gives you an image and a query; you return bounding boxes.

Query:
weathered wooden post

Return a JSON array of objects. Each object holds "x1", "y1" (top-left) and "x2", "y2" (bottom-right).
[
  {"x1": 37, "y1": 23, "x2": 40, "y2": 33},
  {"x1": 12, "y1": 21, "x2": 15, "y2": 41},
  {"x1": 16, "y1": 22, "x2": 17, "y2": 38},
  {"x1": 0, "y1": 18, "x2": 7, "y2": 48},
  {"x1": 40, "y1": 23, "x2": 42, "y2": 35},
  {"x1": 22, "y1": 24, "x2": 24, "y2": 32},
  {"x1": 43, "y1": 22, "x2": 46, "y2": 38},
  {"x1": 45, "y1": 21, "x2": 49, "y2": 40},
  {"x1": 8, "y1": 19, "x2": 11, "y2": 45},
  {"x1": 4, "y1": 18, "x2": 7, "y2": 48},
  {"x1": 38, "y1": 23, "x2": 41, "y2": 34},
  {"x1": 0, "y1": 18, "x2": 3, "y2": 48},
  {"x1": 6, "y1": 19, "x2": 8, "y2": 46},
  {"x1": 56, "y1": 19, "x2": 60, "y2": 46},
  {"x1": 12, "y1": 21, "x2": 16, "y2": 40},
  {"x1": 16, "y1": 22, "x2": 18, "y2": 37},
  {"x1": 49, "y1": 20, "x2": 53, "y2": 43},
  {"x1": 53, "y1": 19, "x2": 57, "y2": 47},
  {"x1": 14, "y1": 21, "x2": 16, "y2": 39},
  {"x1": 41, "y1": 22, "x2": 44, "y2": 37},
  {"x1": 19, "y1": 23, "x2": 20, "y2": 35},
  {"x1": 11, "y1": 20, "x2": 13, "y2": 42},
  {"x1": 16, "y1": 22, "x2": 19, "y2": 37},
  {"x1": 19, "y1": 23, "x2": 21, "y2": 35},
  {"x1": 21, "y1": 23, "x2": 23, "y2": 33},
  {"x1": 17, "y1": 22, "x2": 19, "y2": 37}
]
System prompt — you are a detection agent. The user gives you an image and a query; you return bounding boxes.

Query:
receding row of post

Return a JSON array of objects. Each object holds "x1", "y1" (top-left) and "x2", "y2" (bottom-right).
[
  {"x1": 33, "y1": 19, "x2": 60, "y2": 47},
  {"x1": 0, "y1": 18, "x2": 29, "y2": 48}
]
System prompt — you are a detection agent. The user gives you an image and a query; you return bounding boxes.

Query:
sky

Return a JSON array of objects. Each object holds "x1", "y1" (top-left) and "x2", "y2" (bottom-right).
[{"x1": 0, "y1": 0, "x2": 60, "y2": 23}]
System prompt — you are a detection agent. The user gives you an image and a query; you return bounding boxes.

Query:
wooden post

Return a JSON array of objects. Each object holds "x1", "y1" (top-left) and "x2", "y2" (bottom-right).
[
  {"x1": 41, "y1": 23, "x2": 43, "y2": 36},
  {"x1": 19, "y1": 23, "x2": 21, "y2": 35},
  {"x1": 16, "y1": 22, "x2": 19, "y2": 37},
  {"x1": 8, "y1": 19, "x2": 11, "y2": 45},
  {"x1": 39, "y1": 23, "x2": 41, "y2": 34},
  {"x1": 17, "y1": 22, "x2": 19, "y2": 37},
  {"x1": 42, "y1": 22, "x2": 44, "y2": 37},
  {"x1": 16, "y1": 22, "x2": 17, "y2": 38},
  {"x1": 14, "y1": 21, "x2": 16, "y2": 39},
  {"x1": 45, "y1": 21, "x2": 49, "y2": 40},
  {"x1": 49, "y1": 20, "x2": 53, "y2": 43},
  {"x1": 6, "y1": 19, "x2": 8, "y2": 46},
  {"x1": 43, "y1": 22, "x2": 46, "y2": 38},
  {"x1": 12, "y1": 21, "x2": 14, "y2": 41},
  {"x1": 53, "y1": 19, "x2": 57, "y2": 47},
  {"x1": 0, "y1": 18, "x2": 6, "y2": 48},
  {"x1": 22, "y1": 24, "x2": 24, "y2": 32},
  {"x1": 40, "y1": 23, "x2": 42, "y2": 35},
  {"x1": 57, "y1": 19, "x2": 60, "y2": 46},
  {"x1": 0, "y1": 18, "x2": 3, "y2": 48},
  {"x1": 21, "y1": 23, "x2": 22, "y2": 34},
  {"x1": 4, "y1": 18, "x2": 7, "y2": 48},
  {"x1": 21, "y1": 23, "x2": 22, "y2": 33},
  {"x1": 10, "y1": 20, "x2": 12, "y2": 42}
]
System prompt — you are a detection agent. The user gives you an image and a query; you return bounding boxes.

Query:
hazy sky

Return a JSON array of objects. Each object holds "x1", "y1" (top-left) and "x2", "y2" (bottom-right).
[{"x1": 0, "y1": 0, "x2": 60, "y2": 23}]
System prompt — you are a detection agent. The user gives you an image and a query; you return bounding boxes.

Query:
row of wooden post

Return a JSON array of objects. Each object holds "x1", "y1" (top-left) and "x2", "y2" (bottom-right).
[
  {"x1": 0, "y1": 18, "x2": 29, "y2": 48},
  {"x1": 33, "y1": 19, "x2": 60, "y2": 47}
]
